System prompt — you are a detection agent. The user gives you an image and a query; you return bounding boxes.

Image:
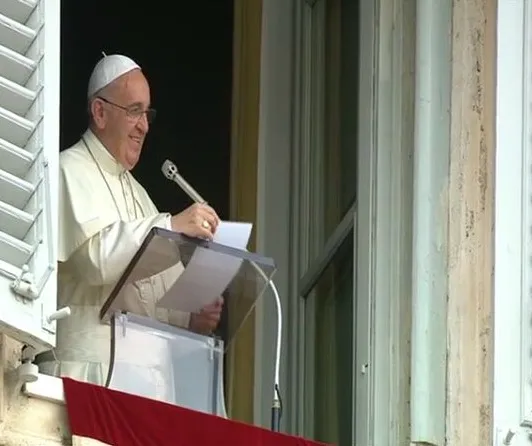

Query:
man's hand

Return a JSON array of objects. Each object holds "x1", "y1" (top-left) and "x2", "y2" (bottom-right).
[
  {"x1": 171, "y1": 203, "x2": 220, "y2": 240},
  {"x1": 189, "y1": 297, "x2": 224, "y2": 335}
]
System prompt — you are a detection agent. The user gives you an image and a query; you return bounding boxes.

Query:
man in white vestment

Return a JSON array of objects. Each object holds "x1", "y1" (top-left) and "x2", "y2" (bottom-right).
[{"x1": 37, "y1": 54, "x2": 224, "y2": 397}]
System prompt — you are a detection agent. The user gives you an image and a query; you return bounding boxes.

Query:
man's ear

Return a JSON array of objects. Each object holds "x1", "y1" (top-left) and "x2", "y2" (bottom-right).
[{"x1": 90, "y1": 99, "x2": 106, "y2": 130}]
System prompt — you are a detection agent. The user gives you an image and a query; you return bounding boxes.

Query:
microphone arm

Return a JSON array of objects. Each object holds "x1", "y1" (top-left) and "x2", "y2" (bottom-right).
[{"x1": 161, "y1": 159, "x2": 283, "y2": 432}]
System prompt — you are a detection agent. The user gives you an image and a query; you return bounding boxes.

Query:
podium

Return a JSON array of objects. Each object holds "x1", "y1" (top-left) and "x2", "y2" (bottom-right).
[{"x1": 98, "y1": 227, "x2": 276, "y2": 418}]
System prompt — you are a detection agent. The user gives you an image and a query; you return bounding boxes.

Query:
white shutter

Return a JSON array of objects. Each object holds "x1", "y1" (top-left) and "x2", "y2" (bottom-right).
[{"x1": 0, "y1": 0, "x2": 59, "y2": 351}]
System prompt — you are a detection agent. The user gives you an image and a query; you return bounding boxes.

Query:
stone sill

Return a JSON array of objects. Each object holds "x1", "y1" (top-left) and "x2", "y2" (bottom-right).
[{"x1": 23, "y1": 373, "x2": 65, "y2": 404}]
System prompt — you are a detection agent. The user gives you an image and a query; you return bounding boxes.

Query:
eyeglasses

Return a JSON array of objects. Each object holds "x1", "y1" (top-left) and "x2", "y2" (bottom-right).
[{"x1": 97, "y1": 96, "x2": 157, "y2": 124}]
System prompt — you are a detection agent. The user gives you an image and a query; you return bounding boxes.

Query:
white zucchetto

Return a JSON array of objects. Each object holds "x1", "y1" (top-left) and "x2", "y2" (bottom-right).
[{"x1": 87, "y1": 54, "x2": 140, "y2": 98}]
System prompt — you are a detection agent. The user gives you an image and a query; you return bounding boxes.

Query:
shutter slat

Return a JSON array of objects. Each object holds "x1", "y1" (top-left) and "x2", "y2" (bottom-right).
[
  {"x1": 1, "y1": 0, "x2": 37, "y2": 24},
  {"x1": 0, "y1": 44, "x2": 36, "y2": 85},
  {"x1": 0, "y1": 230, "x2": 32, "y2": 268},
  {"x1": 0, "y1": 75, "x2": 37, "y2": 116},
  {"x1": 0, "y1": 259, "x2": 20, "y2": 278},
  {"x1": 0, "y1": 106, "x2": 35, "y2": 147},
  {"x1": 0, "y1": 13, "x2": 36, "y2": 54},
  {"x1": 0, "y1": 137, "x2": 34, "y2": 177},
  {"x1": 0, "y1": 168, "x2": 34, "y2": 209},
  {"x1": 0, "y1": 200, "x2": 33, "y2": 239}
]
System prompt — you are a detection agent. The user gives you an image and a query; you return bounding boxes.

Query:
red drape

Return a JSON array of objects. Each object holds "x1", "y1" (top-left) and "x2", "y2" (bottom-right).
[{"x1": 63, "y1": 378, "x2": 331, "y2": 446}]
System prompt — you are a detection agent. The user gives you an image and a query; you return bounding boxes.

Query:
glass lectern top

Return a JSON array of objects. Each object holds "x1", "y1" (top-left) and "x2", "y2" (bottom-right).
[{"x1": 99, "y1": 227, "x2": 276, "y2": 347}]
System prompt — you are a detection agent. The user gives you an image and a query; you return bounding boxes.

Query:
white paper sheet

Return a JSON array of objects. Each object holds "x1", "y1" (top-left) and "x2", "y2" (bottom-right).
[
  {"x1": 158, "y1": 221, "x2": 253, "y2": 313},
  {"x1": 212, "y1": 221, "x2": 252, "y2": 250}
]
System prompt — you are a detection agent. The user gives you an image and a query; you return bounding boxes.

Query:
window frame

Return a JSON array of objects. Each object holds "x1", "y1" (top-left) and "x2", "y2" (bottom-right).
[
  {"x1": 291, "y1": 0, "x2": 416, "y2": 444},
  {"x1": 254, "y1": 1, "x2": 414, "y2": 444},
  {"x1": 292, "y1": 0, "x2": 359, "y2": 443},
  {"x1": 492, "y1": 0, "x2": 532, "y2": 442}
]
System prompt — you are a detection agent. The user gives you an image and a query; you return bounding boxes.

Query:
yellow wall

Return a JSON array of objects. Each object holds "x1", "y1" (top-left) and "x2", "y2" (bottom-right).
[{"x1": 225, "y1": 0, "x2": 263, "y2": 424}]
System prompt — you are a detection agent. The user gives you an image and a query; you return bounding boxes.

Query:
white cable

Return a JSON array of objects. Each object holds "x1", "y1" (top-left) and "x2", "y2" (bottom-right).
[
  {"x1": 247, "y1": 260, "x2": 282, "y2": 402},
  {"x1": 269, "y1": 280, "x2": 282, "y2": 402}
]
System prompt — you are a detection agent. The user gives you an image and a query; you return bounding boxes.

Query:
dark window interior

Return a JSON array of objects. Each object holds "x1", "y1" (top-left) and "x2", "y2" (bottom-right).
[{"x1": 60, "y1": 2, "x2": 234, "y2": 342}]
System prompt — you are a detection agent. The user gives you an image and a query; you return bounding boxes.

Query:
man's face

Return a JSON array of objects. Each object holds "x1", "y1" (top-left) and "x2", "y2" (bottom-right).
[{"x1": 91, "y1": 69, "x2": 153, "y2": 170}]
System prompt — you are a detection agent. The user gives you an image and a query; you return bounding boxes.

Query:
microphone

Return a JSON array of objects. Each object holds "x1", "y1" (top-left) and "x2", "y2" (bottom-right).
[
  {"x1": 162, "y1": 159, "x2": 206, "y2": 204},
  {"x1": 161, "y1": 159, "x2": 284, "y2": 432}
]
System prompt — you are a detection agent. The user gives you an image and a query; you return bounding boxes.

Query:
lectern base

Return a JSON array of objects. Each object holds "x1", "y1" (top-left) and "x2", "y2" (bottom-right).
[{"x1": 108, "y1": 312, "x2": 227, "y2": 418}]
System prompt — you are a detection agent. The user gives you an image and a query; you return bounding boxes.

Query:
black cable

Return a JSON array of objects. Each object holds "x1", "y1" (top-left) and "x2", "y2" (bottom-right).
[
  {"x1": 271, "y1": 384, "x2": 283, "y2": 432},
  {"x1": 276, "y1": 384, "x2": 283, "y2": 418},
  {"x1": 104, "y1": 314, "x2": 116, "y2": 388}
]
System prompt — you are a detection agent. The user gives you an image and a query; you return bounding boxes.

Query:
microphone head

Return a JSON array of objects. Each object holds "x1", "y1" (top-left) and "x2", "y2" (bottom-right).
[{"x1": 162, "y1": 159, "x2": 178, "y2": 180}]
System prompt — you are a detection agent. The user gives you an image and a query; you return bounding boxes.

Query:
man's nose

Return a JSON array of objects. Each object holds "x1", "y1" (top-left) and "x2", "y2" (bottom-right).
[{"x1": 136, "y1": 113, "x2": 149, "y2": 132}]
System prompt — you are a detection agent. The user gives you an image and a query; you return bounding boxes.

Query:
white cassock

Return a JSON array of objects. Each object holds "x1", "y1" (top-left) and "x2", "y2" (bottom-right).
[{"x1": 38, "y1": 129, "x2": 189, "y2": 402}]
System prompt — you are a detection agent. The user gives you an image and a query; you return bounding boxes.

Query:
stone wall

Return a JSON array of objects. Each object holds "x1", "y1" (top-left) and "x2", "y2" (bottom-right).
[
  {"x1": 0, "y1": 335, "x2": 69, "y2": 446},
  {"x1": 446, "y1": 0, "x2": 496, "y2": 444}
]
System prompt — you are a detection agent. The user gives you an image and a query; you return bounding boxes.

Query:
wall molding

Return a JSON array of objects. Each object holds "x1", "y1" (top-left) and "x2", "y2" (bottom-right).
[{"x1": 254, "y1": 0, "x2": 295, "y2": 430}]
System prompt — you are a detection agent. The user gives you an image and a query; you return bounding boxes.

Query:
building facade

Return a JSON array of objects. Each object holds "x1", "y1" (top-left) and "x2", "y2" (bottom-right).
[{"x1": 0, "y1": 0, "x2": 523, "y2": 445}]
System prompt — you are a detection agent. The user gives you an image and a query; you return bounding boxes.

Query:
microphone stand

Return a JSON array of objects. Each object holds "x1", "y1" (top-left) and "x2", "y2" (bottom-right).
[{"x1": 162, "y1": 160, "x2": 284, "y2": 432}]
